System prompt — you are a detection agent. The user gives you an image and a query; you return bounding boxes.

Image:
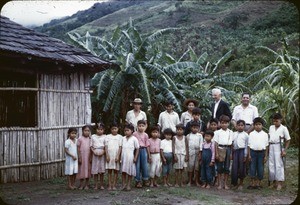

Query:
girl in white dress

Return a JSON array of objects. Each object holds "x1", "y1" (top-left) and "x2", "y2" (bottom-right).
[
  {"x1": 173, "y1": 123, "x2": 189, "y2": 187},
  {"x1": 90, "y1": 123, "x2": 106, "y2": 190},
  {"x1": 121, "y1": 124, "x2": 140, "y2": 191},
  {"x1": 64, "y1": 127, "x2": 78, "y2": 190},
  {"x1": 105, "y1": 122, "x2": 123, "y2": 190}
]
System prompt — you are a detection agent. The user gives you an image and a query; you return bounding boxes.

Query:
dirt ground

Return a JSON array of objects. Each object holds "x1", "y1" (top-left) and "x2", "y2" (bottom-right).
[{"x1": 1, "y1": 151, "x2": 298, "y2": 205}]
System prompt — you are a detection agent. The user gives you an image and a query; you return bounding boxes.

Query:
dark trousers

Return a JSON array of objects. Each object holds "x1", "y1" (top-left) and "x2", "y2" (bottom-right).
[
  {"x1": 249, "y1": 149, "x2": 265, "y2": 180},
  {"x1": 201, "y1": 148, "x2": 214, "y2": 184},
  {"x1": 216, "y1": 146, "x2": 231, "y2": 174},
  {"x1": 231, "y1": 148, "x2": 246, "y2": 186}
]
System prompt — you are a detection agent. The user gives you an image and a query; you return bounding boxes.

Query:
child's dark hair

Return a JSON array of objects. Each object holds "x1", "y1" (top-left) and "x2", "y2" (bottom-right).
[
  {"x1": 163, "y1": 128, "x2": 174, "y2": 136},
  {"x1": 164, "y1": 101, "x2": 174, "y2": 106},
  {"x1": 137, "y1": 120, "x2": 147, "y2": 125},
  {"x1": 204, "y1": 130, "x2": 214, "y2": 137},
  {"x1": 67, "y1": 127, "x2": 77, "y2": 135},
  {"x1": 190, "y1": 121, "x2": 200, "y2": 128},
  {"x1": 192, "y1": 107, "x2": 201, "y2": 115},
  {"x1": 271, "y1": 113, "x2": 283, "y2": 120},
  {"x1": 176, "y1": 123, "x2": 185, "y2": 130},
  {"x1": 110, "y1": 121, "x2": 119, "y2": 128},
  {"x1": 236, "y1": 120, "x2": 246, "y2": 126},
  {"x1": 96, "y1": 122, "x2": 105, "y2": 129},
  {"x1": 150, "y1": 126, "x2": 160, "y2": 132},
  {"x1": 209, "y1": 118, "x2": 219, "y2": 124},
  {"x1": 219, "y1": 115, "x2": 230, "y2": 123},
  {"x1": 253, "y1": 117, "x2": 265, "y2": 126},
  {"x1": 82, "y1": 125, "x2": 91, "y2": 131},
  {"x1": 124, "y1": 123, "x2": 134, "y2": 132}
]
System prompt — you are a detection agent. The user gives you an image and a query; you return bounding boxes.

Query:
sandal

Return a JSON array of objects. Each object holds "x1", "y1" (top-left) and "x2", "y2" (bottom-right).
[{"x1": 136, "y1": 182, "x2": 143, "y2": 188}]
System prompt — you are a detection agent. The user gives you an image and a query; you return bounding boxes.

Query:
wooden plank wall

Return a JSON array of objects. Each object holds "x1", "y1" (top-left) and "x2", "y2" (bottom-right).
[{"x1": 0, "y1": 72, "x2": 92, "y2": 183}]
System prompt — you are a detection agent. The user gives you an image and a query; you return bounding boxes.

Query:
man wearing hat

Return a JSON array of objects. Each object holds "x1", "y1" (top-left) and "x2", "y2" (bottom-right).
[
  {"x1": 181, "y1": 99, "x2": 198, "y2": 126},
  {"x1": 126, "y1": 98, "x2": 147, "y2": 131}
]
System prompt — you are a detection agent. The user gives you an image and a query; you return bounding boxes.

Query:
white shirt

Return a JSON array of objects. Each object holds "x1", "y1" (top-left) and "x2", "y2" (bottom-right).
[
  {"x1": 90, "y1": 134, "x2": 106, "y2": 149},
  {"x1": 126, "y1": 109, "x2": 147, "y2": 130},
  {"x1": 248, "y1": 130, "x2": 269, "y2": 150},
  {"x1": 214, "y1": 129, "x2": 233, "y2": 146},
  {"x1": 213, "y1": 100, "x2": 221, "y2": 119},
  {"x1": 180, "y1": 111, "x2": 193, "y2": 126},
  {"x1": 232, "y1": 104, "x2": 258, "y2": 124},
  {"x1": 160, "y1": 139, "x2": 173, "y2": 153},
  {"x1": 269, "y1": 124, "x2": 291, "y2": 143},
  {"x1": 232, "y1": 131, "x2": 248, "y2": 149},
  {"x1": 158, "y1": 110, "x2": 180, "y2": 133},
  {"x1": 187, "y1": 133, "x2": 203, "y2": 154}
]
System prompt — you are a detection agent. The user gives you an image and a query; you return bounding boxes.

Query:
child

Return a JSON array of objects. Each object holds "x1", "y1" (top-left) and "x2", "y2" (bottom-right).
[
  {"x1": 208, "y1": 118, "x2": 219, "y2": 133},
  {"x1": 77, "y1": 125, "x2": 92, "y2": 190},
  {"x1": 208, "y1": 118, "x2": 219, "y2": 185},
  {"x1": 158, "y1": 101, "x2": 180, "y2": 133},
  {"x1": 173, "y1": 123, "x2": 189, "y2": 187},
  {"x1": 105, "y1": 122, "x2": 123, "y2": 190},
  {"x1": 186, "y1": 121, "x2": 203, "y2": 186},
  {"x1": 90, "y1": 123, "x2": 106, "y2": 190},
  {"x1": 268, "y1": 113, "x2": 291, "y2": 190},
  {"x1": 133, "y1": 120, "x2": 150, "y2": 188},
  {"x1": 184, "y1": 107, "x2": 206, "y2": 136},
  {"x1": 214, "y1": 115, "x2": 233, "y2": 190},
  {"x1": 247, "y1": 117, "x2": 269, "y2": 189},
  {"x1": 231, "y1": 120, "x2": 248, "y2": 190},
  {"x1": 65, "y1": 127, "x2": 78, "y2": 190},
  {"x1": 160, "y1": 128, "x2": 174, "y2": 187},
  {"x1": 201, "y1": 130, "x2": 215, "y2": 189},
  {"x1": 148, "y1": 126, "x2": 162, "y2": 187},
  {"x1": 121, "y1": 124, "x2": 140, "y2": 191}
]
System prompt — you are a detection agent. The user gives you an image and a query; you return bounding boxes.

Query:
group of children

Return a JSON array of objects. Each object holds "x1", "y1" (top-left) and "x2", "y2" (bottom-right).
[{"x1": 65, "y1": 108, "x2": 290, "y2": 192}]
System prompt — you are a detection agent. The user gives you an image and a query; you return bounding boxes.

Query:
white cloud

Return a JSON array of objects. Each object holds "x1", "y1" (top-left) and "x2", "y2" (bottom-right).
[{"x1": 1, "y1": 0, "x2": 105, "y2": 27}]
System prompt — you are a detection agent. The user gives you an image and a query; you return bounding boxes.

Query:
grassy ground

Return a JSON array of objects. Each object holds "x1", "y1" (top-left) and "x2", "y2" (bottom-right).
[{"x1": 0, "y1": 147, "x2": 298, "y2": 205}]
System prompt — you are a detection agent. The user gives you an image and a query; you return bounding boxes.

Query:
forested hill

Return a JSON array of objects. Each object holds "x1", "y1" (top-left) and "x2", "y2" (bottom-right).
[{"x1": 34, "y1": 0, "x2": 289, "y2": 42}]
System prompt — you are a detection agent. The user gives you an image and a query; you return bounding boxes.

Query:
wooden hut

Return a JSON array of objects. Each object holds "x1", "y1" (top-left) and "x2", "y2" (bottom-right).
[{"x1": 0, "y1": 16, "x2": 115, "y2": 183}]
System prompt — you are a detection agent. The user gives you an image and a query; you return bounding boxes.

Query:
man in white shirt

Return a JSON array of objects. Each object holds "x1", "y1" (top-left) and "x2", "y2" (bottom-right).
[
  {"x1": 158, "y1": 101, "x2": 180, "y2": 133},
  {"x1": 232, "y1": 93, "x2": 259, "y2": 134},
  {"x1": 126, "y1": 98, "x2": 147, "y2": 131}
]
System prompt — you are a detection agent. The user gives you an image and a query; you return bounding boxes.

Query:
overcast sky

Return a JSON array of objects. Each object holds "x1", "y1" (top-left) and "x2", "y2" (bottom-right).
[{"x1": 1, "y1": 0, "x2": 106, "y2": 27}]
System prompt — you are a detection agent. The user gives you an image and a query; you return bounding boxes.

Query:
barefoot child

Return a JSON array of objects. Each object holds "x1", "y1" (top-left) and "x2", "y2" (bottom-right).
[
  {"x1": 268, "y1": 113, "x2": 290, "y2": 190},
  {"x1": 215, "y1": 115, "x2": 233, "y2": 190},
  {"x1": 121, "y1": 124, "x2": 140, "y2": 191},
  {"x1": 247, "y1": 117, "x2": 269, "y2": 189},
  {"x1": 77, "y1": 125, "x2": 92, "y2": 189},
  {"x1": 208, "y1": 118, "x2": 218, "y2": 185},
  {"x1": 148, "y1": 126, "x2": 162, "y2": 187},
  {"x1": 201, "y1": 130, "x2": 215, "y2": 189},
  {"x1": 173, "y1": 123, "x2": 189, "y2": 187},
  {"x1": 231, "y1": 120, "x2": 248, "y2": 190},
  {"x1": 160, "y1": 128, "x2": 174, "y2": 187},
  {"x1": 65, "y1": 127, "x2": 78, "y2": 190},
  {"x1": 105, "y1": 122, "x2": 123, "y2": 190},
  {"x1": 186, "y1": 121, "x2": 203, "y2": 186},
  {"x1": 90, "y1": 123, "x2": 106, "y2": 190},
  {"x1": 133, "y1": 120, "x2": 150, "y2": 188}
]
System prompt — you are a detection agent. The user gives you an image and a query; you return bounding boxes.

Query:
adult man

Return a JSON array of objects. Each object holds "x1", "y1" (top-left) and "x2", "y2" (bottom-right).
[
  {"x1": 211, "y1": 88, "x2": 232, "y2": 121},
  {"x1": 158, "y1": 101, "x2": 180, "y2": 133},
  {"x1": 125, "y1": 98, "x2": 147, "y2": 131},
  {"x1": 231, "y1": 93, "x2": 259, "y2": 134}
]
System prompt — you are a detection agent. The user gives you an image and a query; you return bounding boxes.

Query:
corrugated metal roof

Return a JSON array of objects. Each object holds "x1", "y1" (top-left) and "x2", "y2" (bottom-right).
[{"x1": 0, "y1": 15, "x2": 115, "y2": 72}]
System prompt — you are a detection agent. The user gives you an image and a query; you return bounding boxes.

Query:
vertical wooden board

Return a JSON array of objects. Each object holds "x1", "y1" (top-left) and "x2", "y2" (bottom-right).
[
  {"x1": 0, "y1": 131, "x2": 3, "y2": 166},
  {"x1": 6, "y1": 132, "x2": 11, "y2": 182},
  {"x1": 20, "y1": 131, "x2": 27, "y2": 181}
]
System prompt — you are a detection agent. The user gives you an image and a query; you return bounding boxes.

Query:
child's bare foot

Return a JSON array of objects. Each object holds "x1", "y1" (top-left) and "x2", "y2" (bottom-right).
[
  {"x1": 196, "y1": 183, "x2": 201, "y2": 187},
  {"x1": 238, "y1": 185, "x2": 243, "y2": 190},
  {"x1": 71, "y1": 185, "x2": 77, "y2": 189},
  {"x1": 224, "y1": 185, "x2": 230, "y2": 190},
  {"x1": 217, "y1": 185, "x2": 222, "y2": 190},
  {"x1": 154, "y1": 183, "x2": 160, "y2": 187},
  {"x1": 276, "y1": 184, "x2": 282, "y2": 190},
  {"x1": 78, "y1": 186, "x2": 84, "y2": 190},
  {"x1": 67, "y1": 185, "x2": 75, "y2": 190},
  {"x1": 206, "y1": 184, "x2": 210, "y2": 189},
  {"x1": 84, "y1": 186, "x2": 89, "y2": 190},
  {"x1": 107, "y1": 186, "x2": 112, "y2": 191},
  {"x1": 167, "y1": 183, "x2": 173, "y2": 187},
  {"x1": 174, "y1": 184, "x2": 180, "y2": 187},
  {"x1": 163, "y1": 184, "x2": 168, "y2": 187},
  {"x1": 94, "y1": 186, "x2": 98, "y2": 190},
  {"x1": 112, "y1": 187, "x2": 117, "y2": 190},
  {"x1": 100, "y1": 186, "x2": 105, "y2": 190},
  {"x1": 201, "y1": 184, "x2": 206, "y2": 188},
  {"x1": 126, "y1": 186, "x2": 131, "y2": 191},
  {"x1": 187, "y1": 183, "x2": 191, "y2": 187},
  {"x1": 150, "y1": 183, "x2": 154, "y2": 188}
]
